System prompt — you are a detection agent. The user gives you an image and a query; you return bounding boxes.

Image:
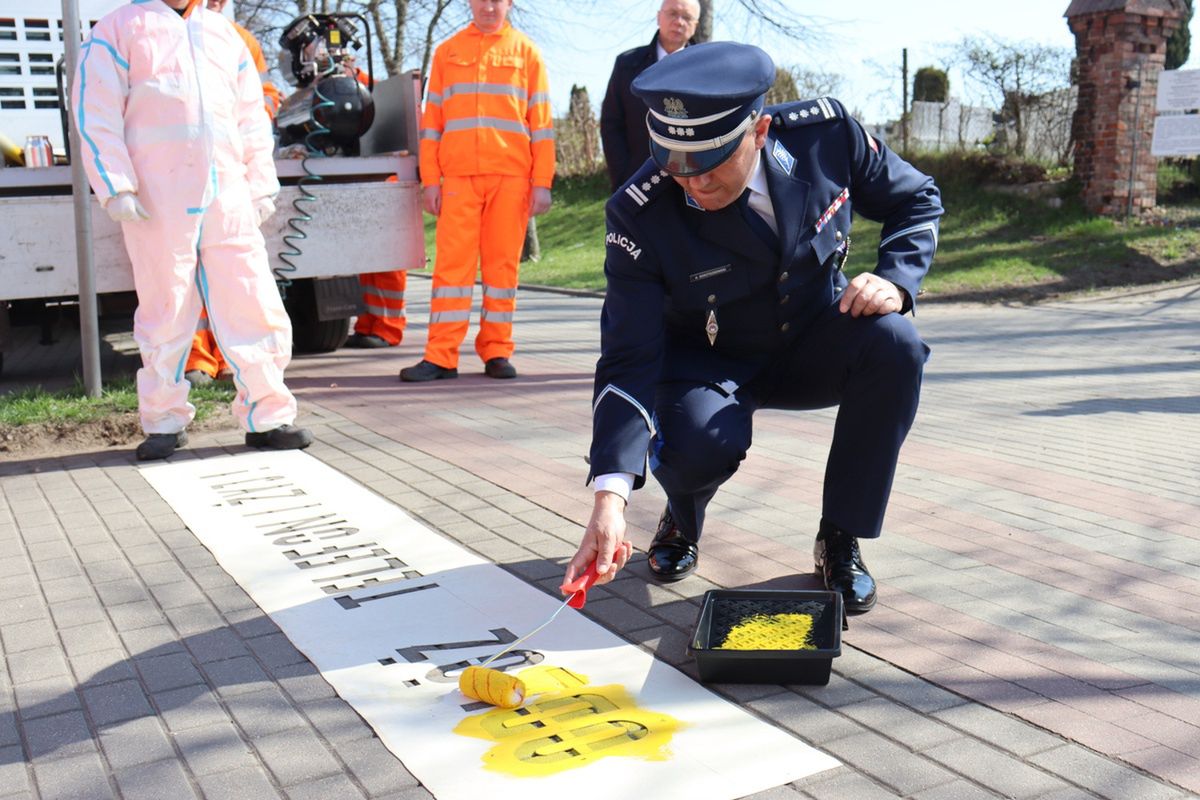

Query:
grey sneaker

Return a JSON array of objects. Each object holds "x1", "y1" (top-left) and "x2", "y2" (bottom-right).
[
  {"x1": 136, "y1": 431, "x2": 188, "y2": 461},
  {"x1": 245, "y1": 424, "x2": 313, "y2": 450}
]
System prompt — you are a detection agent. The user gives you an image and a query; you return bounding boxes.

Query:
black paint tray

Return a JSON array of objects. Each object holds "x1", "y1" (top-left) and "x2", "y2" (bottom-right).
[{"x1": 688, "y1": 589, "x2": 842, "y2": 685}]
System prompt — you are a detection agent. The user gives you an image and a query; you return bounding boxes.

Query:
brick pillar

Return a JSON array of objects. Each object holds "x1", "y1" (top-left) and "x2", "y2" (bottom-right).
[{"x1": 1066, "y1": 0, "x2": 1187, "y2": 217}]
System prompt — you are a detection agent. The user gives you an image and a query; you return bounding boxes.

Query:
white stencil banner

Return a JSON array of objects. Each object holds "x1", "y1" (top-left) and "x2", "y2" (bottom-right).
[{"x1": 141, "y1": 450, "x2": 838, "y2": 800}]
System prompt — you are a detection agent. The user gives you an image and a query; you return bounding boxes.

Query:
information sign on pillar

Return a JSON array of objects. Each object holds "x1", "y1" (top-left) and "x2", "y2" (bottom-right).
[{"x1": 1152, "y1": 68, "x2": 1200, "y2": 157}]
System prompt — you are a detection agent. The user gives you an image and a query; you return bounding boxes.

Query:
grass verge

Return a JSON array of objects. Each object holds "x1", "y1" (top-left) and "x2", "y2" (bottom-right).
[
  {"x1": 476, "y1": 155, "x2": 1200, "y2": 299},
  {"x1": 0, "y1": 377, "x2": 235, "y2": 427}
]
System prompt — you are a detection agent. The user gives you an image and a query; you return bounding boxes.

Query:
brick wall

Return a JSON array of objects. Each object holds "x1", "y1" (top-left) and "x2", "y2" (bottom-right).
[{"x1": 1068, "y1": 5, "x2": 1185, "y2": 216}]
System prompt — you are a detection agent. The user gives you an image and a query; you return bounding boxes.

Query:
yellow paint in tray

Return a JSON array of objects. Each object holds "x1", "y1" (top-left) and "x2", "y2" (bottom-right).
[{"x1": 715, "y1": 612, "x2": 817, "y2": 651}]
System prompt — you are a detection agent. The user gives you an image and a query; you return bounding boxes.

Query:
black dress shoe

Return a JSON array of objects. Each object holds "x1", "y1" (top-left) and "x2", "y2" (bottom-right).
[
  {"x1": 647, "y1": 505, "x2": 699, "y2": 582},
  {"x1": 814, "y1": 522, "x2": 877, "y2": 613},
  {"x1": 345, "y1": 333, "x2": 392, "y2": 349},
  {"x1": 136, "y1": 431, "x2": 188, "y2": 461},
  {"x1": 484, "y1": 357, "x2": 517, "y2": 379},
  {"x1": 245, "y1": 424, "x2": 313, "y2": 450},
  {"x1": 400, "y1": 360, "x2": 458, "y2": 382}
]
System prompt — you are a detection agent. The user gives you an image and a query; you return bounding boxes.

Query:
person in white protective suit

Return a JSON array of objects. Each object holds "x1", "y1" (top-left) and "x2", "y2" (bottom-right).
[{"x1": 72, "y1": 0, "x2": 314, "y2": 460}]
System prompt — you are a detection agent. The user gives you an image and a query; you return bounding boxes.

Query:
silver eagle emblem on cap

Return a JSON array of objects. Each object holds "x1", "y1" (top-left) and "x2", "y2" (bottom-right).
[{"x1": 663, "y1": 97, "x2": 688, "y2": 118}]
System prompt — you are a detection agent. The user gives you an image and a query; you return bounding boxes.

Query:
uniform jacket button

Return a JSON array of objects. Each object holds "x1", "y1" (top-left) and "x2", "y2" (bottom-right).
[
  {"x1": 707, "y1": 294, "x2": 716, "y2": 304},
  {"x1": 780, "y1": 294, "x2": 790, "y2": 304},
  {"x1": 835, "y1": 230, "x2": 843, "y2": 241},
  {"x1": 778, "y1": 272, "x2": 789, "y2": 283},
  {"x1": 780, "y1": 322, "x2": 790, "y2": 332}
]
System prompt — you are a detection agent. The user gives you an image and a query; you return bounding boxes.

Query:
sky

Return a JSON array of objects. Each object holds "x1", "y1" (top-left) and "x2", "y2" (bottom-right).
[{"x1": 525, "y1": 0, "x2": 1200, "y2": 125}]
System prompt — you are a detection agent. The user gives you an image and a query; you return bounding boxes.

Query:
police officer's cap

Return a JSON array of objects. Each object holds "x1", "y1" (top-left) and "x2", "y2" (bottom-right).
[{"x1": 631, "y1": 41, "x2": 775, "y2": 177}]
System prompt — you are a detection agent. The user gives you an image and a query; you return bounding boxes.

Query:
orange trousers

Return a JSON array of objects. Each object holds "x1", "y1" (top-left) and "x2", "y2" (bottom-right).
[
  {"x1": 354, "y1": 270, "x2": 407, "y2": 345},
  {"x1": 425, "y1": 175, "x2": 530, "y2": 369},
  {"x1": 186, "y1": 308, "x2": 227, "y2": 378}
]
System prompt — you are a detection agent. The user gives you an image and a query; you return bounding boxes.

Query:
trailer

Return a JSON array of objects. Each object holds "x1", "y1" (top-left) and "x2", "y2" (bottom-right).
[
  {"x1": 0, "y1": 69, "x2": 427, "y2": 376},
  {"x1": 0, "y1": 2, "x2": 427, "y2": 378}
]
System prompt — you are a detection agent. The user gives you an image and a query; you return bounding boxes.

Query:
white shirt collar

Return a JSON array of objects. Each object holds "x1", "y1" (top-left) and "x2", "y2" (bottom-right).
[
  {"x1": 744, "y1": 152, "x2": 778, "y2": 234},
  {"x1": 656, "y1": 40, "x2": 685, "y2": 61}
]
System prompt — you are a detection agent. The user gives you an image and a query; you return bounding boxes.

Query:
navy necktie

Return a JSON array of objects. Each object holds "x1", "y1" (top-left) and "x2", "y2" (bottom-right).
[{"x1": 736, "y1": 189, "x2": 779, "y2": 251}]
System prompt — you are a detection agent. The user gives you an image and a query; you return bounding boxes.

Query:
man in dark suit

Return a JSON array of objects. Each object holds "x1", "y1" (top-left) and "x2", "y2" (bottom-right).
[
  {"x1": 599, "y1": 0, "x2": 699, "y2": 192},
  {"x1": 566, "y1": 42, "x2": 943, "y2": 616}
]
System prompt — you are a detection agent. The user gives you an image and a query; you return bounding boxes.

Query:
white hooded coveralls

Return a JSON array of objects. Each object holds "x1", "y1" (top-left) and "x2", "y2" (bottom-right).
[{"x1": 72, "y1": 0, "x2": 296, "y2": 434}]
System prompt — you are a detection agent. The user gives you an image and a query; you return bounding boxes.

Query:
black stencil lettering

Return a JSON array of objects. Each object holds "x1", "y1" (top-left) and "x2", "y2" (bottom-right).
[
  {"x1": 283, "y1": 543, "x2": 387, "y2": 568},
  {"x1": 315, "y1": 560, "x2": 409, "y2": 592},
  {"x1": 223, "y1": 489, "x2": 307, "y2": 505},
  {"x1": 421, "y1": 649, "x2": 543, "y2": 684},
  {"x1": 391, "y1": 629, "x2": 517, "y2": 664},
  {"x1": 210, "y1": 473, "x2": 286, "y2": 490},
  {"x1": 321, "y1": 568, "x2": 424, "y2": 594},
  {"x1": 333, "y1": 581, "x2": 438, "y2": 609}
]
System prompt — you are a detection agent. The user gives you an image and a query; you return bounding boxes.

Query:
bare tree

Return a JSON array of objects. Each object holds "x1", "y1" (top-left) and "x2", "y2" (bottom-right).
[
  {"x1": 956, "y1": 35, "x2": 1072, "y2": 157},
  {"x1": 695, "y1": 0, "x2": 831, "y2": 46}
]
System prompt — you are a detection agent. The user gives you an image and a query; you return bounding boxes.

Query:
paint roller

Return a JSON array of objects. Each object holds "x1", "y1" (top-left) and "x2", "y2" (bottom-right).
[{"x1": 458, "y1": 549, "x2": 627, "y2": 709}]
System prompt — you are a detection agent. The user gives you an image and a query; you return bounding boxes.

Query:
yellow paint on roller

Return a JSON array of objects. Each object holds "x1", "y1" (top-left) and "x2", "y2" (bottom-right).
[
  {"x1": 459, "y1": 665, "x2": 526, "y2": 709},
  {"x1": 455, "y1": 682, "x2": 682, "y2": 777},
  {"x1": 716, "y1": 613, "x2": 816, "y2": 651}
]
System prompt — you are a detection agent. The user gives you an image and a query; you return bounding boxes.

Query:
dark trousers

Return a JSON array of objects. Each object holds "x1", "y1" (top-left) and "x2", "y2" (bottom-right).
[{"x1": 649, "y1": 304, "x2": 929, "y2": 542}]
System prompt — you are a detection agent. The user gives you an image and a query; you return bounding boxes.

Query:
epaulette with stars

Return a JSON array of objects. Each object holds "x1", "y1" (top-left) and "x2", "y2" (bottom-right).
[
  {"x1": 769, "y1": 97, "x2": 842, "y2": 130},
  {"x1": 617, "y1": 163, "x2": 673, "y2": 214}
]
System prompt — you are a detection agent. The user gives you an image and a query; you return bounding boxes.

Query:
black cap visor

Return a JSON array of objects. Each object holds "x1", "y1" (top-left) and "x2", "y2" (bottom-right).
[{"x1": 650, "y1": 135, "x2": 745, "y2": 177}]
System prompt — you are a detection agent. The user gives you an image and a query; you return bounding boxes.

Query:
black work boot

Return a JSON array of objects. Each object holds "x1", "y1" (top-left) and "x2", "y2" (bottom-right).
[
  {"x1": 245, "y1": 424, "x2": 314, "y2": 450},
  {"x1": 136, "y1": 431, "x2": 188, "y2": 461},
  {"x1": 399, "y1": 360, "x2": 458, "y2": 382},
  {"x1": 814, "y1": 521, "x2": 877, "y2": 614},
  {"x1": 484, "y1": 357, "x2": 517, "y2": 379},
  {"x1": 345, "y1": 333, "x2": 391, "y2": 349},
  {"x1": 647, "y1": 504, "x2": 699, "y2": 582}
]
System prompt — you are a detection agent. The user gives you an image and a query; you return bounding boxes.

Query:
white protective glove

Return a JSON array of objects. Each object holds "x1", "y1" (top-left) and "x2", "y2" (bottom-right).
[
  {"x1": 106, "y1": 192, "x2": 150, "y2": 223},
  {"x1": 253, "y1": 196, "x2": 277, "y2": 227}
]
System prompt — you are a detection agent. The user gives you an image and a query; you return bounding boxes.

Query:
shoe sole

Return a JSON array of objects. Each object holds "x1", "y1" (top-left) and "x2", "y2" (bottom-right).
[{"x1": 647, "y1": 563, "x2": 697, "y2": 583}]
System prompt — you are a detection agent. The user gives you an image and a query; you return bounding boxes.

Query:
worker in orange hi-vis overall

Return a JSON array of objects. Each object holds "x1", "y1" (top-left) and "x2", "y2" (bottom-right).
[
  {"x1": 186, "y1": 0, "x2": 282, "y2": 385},
  {"x1": 399, "y1": 0, "x2": 555, "y2": 382},
  {"x1": 345, "y1": 69, "x2": 409, "y2": 349}
]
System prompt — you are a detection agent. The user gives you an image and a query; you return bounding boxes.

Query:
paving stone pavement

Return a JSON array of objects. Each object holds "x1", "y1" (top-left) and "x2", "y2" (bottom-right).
[{"x1": 2, "y1": 276, "x2": 1198, "y2": 799}]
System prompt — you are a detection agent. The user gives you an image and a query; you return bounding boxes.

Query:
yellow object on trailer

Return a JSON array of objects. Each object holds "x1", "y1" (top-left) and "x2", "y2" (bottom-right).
[{"x1": 0, "y1": 132, "x2": 23, "y2": 166}]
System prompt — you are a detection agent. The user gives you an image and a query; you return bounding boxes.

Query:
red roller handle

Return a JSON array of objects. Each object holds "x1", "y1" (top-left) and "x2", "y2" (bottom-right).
[{"x1": 560, "y1": 561, "x2": 601, "y2": 609}]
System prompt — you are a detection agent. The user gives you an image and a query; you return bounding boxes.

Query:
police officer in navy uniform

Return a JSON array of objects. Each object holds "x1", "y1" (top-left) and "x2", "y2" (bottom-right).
[{"x1": 564, "y1": 42, "x2": 942, "y2": 615}]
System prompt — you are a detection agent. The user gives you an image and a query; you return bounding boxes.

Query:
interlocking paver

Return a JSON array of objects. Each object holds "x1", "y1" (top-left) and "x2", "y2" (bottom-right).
[
  {"x1": 97, "y1": 717, "x2": 176, "y2": 770},
  {"x1": 194, "y1": 765, "x2": 283, "y2": 800},
  {"x1": 31, "y1": 750, "x2": 114, "y2": 800},
  {"x1": 112, "y1": 758, "x2": 198, "y2": 800},
  {"x1": 3, "y1": 281, "x2": 1199, "y2": 798}
]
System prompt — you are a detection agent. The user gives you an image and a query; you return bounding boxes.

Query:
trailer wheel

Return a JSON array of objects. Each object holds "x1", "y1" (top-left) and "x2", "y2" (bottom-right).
[
  {"x1": 295, "y1": 316, "x2": 350, "y2": 354},
  {"x1": 283, "y1": 280, "x2": 351, "y2": 354}
]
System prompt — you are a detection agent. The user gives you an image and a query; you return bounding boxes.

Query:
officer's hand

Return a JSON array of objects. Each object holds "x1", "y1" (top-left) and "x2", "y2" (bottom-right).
[
  {"x1": 423, "y1": 186, "x2": 442, "y2": 216},
  {"x1": 253, "y1": 196, "x2": 276, "y2": 227},
  {"x1": 839, "y1": 272, "x2": 902, "y2": 318},
  {"x1": 530, "y1": 187, "x2": 552, "y2": 217},
  {"x1": 106, "y1": 192, "x2": 150, "y2": 223},
  {"x1": 565, "y1": 491, "x2": 632, "y2": 589}
]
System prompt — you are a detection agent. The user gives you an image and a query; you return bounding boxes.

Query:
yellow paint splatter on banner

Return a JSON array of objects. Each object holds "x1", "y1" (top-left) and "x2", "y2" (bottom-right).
[
  {"x1": 454, "y1": 666, "x2": 681, "y2": 777},
  {"x1": 717, "y1": 613, "x2": 816, "y2": 651}
]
